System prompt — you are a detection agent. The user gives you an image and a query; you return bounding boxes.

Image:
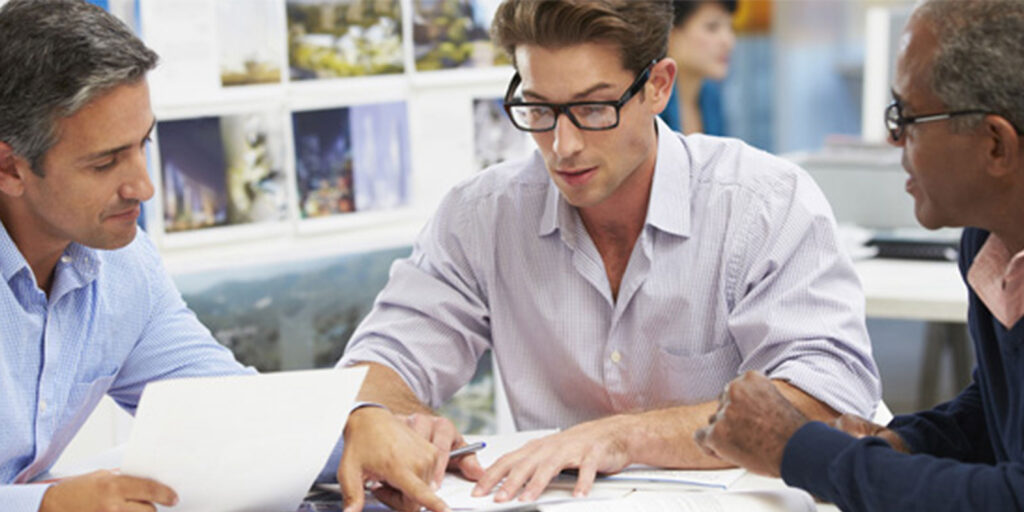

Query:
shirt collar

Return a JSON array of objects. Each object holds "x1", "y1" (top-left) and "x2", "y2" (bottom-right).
[
  {"x1": 537, "y1": 116, "x2": 693, "y2": 240},
  {"x1": 0, "y1": 218, "x2": 29, "y2": 283},
  {"x1": 646, "y1": 116, "x2": 692, "y2": 238},
  {"x1": 0, "y1": 217, "x2": 101, "y2": 289}
]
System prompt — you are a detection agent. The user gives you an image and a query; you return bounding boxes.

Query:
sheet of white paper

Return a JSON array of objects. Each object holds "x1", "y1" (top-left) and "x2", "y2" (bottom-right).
[
  {"x1": 436, "y1": 474, "x2": 629, "y2": 512},
  {"x1": 464, "y1": 431, "x2": 743, "y2": 492},
  {"x1": 537, "y1": 488, "x2": 816, "y2": 512},
  {"x1": 597, "y1": 466, "x2": 746, "y2": 489},
  {"x1": 121, "y1": 367, "x2": 366, "y2": 512}
]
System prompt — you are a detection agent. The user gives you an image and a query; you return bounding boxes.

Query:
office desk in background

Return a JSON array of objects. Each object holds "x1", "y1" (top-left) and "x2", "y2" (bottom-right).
[{"x1": 853, "y1": 258, "x2": 971, "y2": 409}]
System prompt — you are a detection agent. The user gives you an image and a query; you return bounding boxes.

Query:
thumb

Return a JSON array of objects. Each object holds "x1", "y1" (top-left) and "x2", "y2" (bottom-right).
[{"x1": 339, "y1": 462, "x2": 366, "y2": 512}]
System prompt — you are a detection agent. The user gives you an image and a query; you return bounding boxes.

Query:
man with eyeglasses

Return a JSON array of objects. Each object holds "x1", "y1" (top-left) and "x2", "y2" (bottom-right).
[
  {"x1": 335, "y1": 1, "x2": 879, "y2": 511},
  {"x1": 696, "y1": 1, "x2": 1024, "y2": 510}
]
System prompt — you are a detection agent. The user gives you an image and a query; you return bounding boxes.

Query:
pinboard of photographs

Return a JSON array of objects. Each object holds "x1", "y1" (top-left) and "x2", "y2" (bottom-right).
[
  {"x1": 217, "y1": 0, "x2": 286, "y2": 87},
  {"x1": 287, "y1": 0, "x2": 405, "y2": 80},
  {"x1": 413, "y1": 0, "x2": 509, "y2": 72},
  {"x1": 174, "y1": 245, "x2": 498, "y2": 434},
  {"x1": 292, "y1": 102, "x2": 410, "y2": 219},
  {"x1": 157, "y1": 111, "x2": 289, "y2": 234}
]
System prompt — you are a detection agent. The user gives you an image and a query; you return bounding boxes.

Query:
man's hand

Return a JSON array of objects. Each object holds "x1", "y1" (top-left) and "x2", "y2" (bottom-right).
[
  {"x1": 404, "y1": 412, "x2": 486, "y2": 485},
  {"x1": 831, "y1": 413, "x2": 910, "y2": 453},
  {"x1": 694, "y1": 371, "x2": 809, "y2": 477},
  {"x1": 472, "y1": 415, "x2": 636, "y2": 502},
  {"x1": 39, "y1": 470, "x2": 178, "y2": 512},
  {"x1": 338, "y1": 406, "x2": 483, "y2": 512}
]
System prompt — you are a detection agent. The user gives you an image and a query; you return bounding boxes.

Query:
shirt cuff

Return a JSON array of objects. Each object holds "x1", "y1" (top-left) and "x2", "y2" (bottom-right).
[
  {"x1": 780, "y1": 421, "x2": 855, "y2": 501},
  {"x1": 349, "y1": 401, "x2": 388, "y2": 415},
  {"x1": 0, "y1": 483, "x2": 53, "y2": 512}
]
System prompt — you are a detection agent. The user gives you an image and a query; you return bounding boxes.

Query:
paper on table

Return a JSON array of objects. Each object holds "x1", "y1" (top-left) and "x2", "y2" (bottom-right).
[
  {"x1": 594, "y1": 466, "x2": 746, "y2": 489},
  {"x1": 464, "y1": 431, "x2": 744, "y2": 491},
  {"x1": 436, "y1": 474, "x2": 630, "y2": 512},
  {"x1": 121, "y1": 367, "x2": 367, "y2": 512},
  {"x1": 536, "y1": 488, "x2": 817, "y2": 512}
]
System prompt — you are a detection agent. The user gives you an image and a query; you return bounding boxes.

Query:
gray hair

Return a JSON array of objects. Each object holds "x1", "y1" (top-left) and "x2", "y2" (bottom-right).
[
  {"x1": 915, "y1": 0, "x2": 1024, "y2": 133},
  {"x1": 0, "y1": 0, "x2": 158, "y2": 176}
]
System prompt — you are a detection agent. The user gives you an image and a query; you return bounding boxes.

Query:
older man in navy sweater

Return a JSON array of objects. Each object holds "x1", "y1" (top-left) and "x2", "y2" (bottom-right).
[{"x1": 694, "y1": 0, "x2": 1024, "y2": 510}]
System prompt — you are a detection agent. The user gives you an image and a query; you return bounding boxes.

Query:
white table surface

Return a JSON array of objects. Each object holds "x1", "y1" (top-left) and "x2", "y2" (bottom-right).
[{"x1": 853, "y1": 258, "x2": 967, "y2": 323}]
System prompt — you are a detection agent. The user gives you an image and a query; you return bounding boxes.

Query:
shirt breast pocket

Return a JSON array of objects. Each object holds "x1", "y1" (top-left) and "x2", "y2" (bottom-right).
[
  {"x1": 653, "y1": 342, "x2": 741, "y2": 403},
  {"x1": 64, "y1": 369, "x2": 119, "y2": 426}
]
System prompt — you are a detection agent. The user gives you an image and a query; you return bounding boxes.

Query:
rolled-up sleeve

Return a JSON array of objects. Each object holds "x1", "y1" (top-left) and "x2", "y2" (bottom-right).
[
  {"x1": 727, "y1": 166, "x2": 881, "y2": 417},
  {"x1": 340, "y1": 190, "x2": 492, "y2": 408}
]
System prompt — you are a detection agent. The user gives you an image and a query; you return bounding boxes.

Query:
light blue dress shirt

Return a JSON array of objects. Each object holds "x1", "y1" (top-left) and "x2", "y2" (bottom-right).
[
  {"x1": 342, "y1": 117, "x2": 881, "y2": 430},
  {"x1": 0, "y1": 222, "x2": 253, "y2": 511}
]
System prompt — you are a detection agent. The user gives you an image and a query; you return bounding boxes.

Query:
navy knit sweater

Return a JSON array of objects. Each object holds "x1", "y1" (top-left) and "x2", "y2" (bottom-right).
[{"x1": 780, "y1": 228, "x2": 1024, "y2": 511}]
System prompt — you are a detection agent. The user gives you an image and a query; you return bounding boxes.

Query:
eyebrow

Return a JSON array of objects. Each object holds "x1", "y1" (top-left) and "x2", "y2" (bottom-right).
[
  {"x1": 79, "y1": 118, "x2": 157, "y2": 163},
  {"x1": 523, "y1": 82, "x2": 616, "y2": 102}
]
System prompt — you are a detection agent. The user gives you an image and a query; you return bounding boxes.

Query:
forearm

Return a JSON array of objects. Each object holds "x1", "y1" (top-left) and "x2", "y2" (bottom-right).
[
  {"x1": 626, "y1": 401, "x2": 730, "y2": 468},
  {"x1": 627, "y1": 380, "x2": 837, "y2": 469},
  {"x1": 887, "y1": 383, "x2": 989, "y2": 461},
  {"x1": 773, "y1": 379, "x2": 839, "y2": 422},
  {"x1": 783, "y1": 422, "x2": 1024, "y2": 512},
  {"x1": 352, "y1": 362, "x2": 434, "y2": 416}
]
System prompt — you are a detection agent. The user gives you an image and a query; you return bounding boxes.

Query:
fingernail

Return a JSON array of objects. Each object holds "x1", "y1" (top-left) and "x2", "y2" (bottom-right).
[
  {"x1": 431, "y1": 480, "x2": 440, "y2": 491},
  {"x1": 471, "y1": 486, "x2": 484, "y2": 497},
  {"x1": 496, "y1": 490, "x2": 508, "y2": 501}
]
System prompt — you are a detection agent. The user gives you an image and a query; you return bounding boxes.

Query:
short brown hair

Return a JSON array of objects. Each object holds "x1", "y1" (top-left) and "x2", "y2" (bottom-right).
[{"x1": 491, "y1": 0, "x2": 672, "y2": 75}]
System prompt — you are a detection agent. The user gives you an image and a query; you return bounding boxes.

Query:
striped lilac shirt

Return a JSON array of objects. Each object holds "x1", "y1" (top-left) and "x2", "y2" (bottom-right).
[{"x1": 342, "y1": 117, "x2": 881, "y2": 430}]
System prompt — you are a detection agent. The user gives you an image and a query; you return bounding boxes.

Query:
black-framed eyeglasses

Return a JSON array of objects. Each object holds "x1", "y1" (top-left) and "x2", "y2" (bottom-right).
[
  {"x1": 502, "y1": 60, "x2": 657, "y2": 132},
  {"x1": 884, "y1": 100, "x2": 990, "y2": 141}
]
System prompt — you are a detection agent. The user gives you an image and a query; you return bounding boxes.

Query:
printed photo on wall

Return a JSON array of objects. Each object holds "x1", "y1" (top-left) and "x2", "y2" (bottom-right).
[
  {"x1": 174, "y1": 246, "x2": 412, "y2": 372},
  {"x1": 350, "y1": 102, "x2": 410, "y2": 211},
  {"x1": 413, "y1": 0, "x2": 509, "y2": 71},
  {"x1": 292, "y1": 107, "x2": 355, "y2": 217},
  {"x1": 174, "y1": 244, "x2": 498, "y2": 433},
  {"x1": 473, "y1": 97, "x2": 533, "y2": 172},
  {"x1": 286, "y1": 0, "x2": 404, "y2": 80},
  {"x1": 158, "y1": 112, "x2": 289, "y2": 233},
  {"x1": 216, "y1": 0, "x2": 285, "y2": 86}
]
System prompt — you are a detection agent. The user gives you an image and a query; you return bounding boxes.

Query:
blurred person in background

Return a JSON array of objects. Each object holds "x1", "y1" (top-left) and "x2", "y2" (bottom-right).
[{"x1": 660, "y1": 0, "x2": 736, "y2": 135}]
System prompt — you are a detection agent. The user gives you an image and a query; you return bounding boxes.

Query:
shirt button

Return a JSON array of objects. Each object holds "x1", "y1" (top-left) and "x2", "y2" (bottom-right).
[
  {"x1": 60, "y1": 255, "x2": 72, "y2": 264},
  {"x1": 39, "y1": 400, "x2": 47, "y2": 413},
  {"x1": 610, "y1": 350, "x2": 622, "y2": 364}
]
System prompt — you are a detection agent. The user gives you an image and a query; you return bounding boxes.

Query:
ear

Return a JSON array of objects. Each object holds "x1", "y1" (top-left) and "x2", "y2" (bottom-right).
[
  {"x1": 647, "y1": 58, "x2": 677, "y2": 115},
  {"x1": 0, "y1": 141, "x2": 28, "y2": 198},
  {"x1": 982, "y1": 115, "x2": 1021, "y2": 179}
]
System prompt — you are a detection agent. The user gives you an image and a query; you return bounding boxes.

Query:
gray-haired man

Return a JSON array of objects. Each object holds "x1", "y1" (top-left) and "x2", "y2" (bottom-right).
[
  {"x1": 0, "y1": 1, "x2": 252, "y2": 510},
  {"x1": 697, "y1": 1, "x2": 1024, "y2": 510}
]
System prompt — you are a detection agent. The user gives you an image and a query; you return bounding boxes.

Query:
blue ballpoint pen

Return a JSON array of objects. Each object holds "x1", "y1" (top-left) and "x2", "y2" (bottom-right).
[{"x1": 449, "y1": 441, "x2": 486, "y2": 458}]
